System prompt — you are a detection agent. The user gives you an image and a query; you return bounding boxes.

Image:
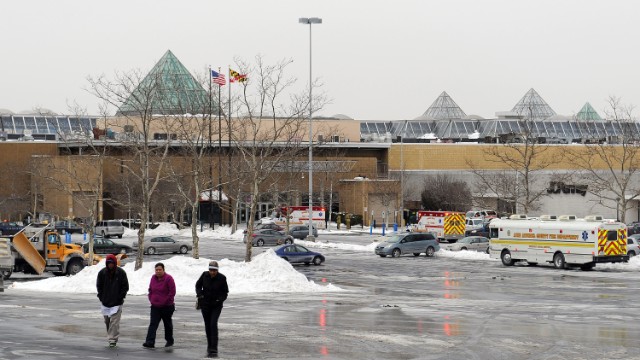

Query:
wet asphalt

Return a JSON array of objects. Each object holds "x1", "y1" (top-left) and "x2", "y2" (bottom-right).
[{"x1": 2, "y1": 231, "x2": 640, "y2": 359}]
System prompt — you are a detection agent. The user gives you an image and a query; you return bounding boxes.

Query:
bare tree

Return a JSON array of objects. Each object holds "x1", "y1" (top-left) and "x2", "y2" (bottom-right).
[
  {"x1": 230, "y1": 56, "x2": 324, "y2": 262},
  {"x1": 467, "y1": 110, "x2": 563, "y2": 214},
  {"x1": 420, "y1": 174, "x2": 472, "y2": 211},
  {"x1": 370, "y1": 179, "x2": 400, "y2": 227},
  {"x1": 567, "y1": 96, "x2": 640, "y2": 222},
  {"x1": 88, "y1": 69, "x2": 182, "y2": 270}
]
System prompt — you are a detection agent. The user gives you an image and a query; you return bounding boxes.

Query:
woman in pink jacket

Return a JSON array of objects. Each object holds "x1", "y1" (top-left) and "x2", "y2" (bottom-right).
[{"x1": 143, "y1": 262, "x2": 176, "y2": 348}]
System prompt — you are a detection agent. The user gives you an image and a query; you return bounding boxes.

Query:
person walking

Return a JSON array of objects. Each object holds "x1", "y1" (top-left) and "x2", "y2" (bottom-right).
[
  {"x1": 96, "y1": 254, "x2": 129, "y2": 347},
  {"x1": 143, "y1": 262, "x2": 176, "y2": 348},
  {"x1": 195, "y1": 261, "x2": 229, "y2": 357}
]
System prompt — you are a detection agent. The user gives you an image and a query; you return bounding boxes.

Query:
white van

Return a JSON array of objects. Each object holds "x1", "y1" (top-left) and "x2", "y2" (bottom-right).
[{"x1": 94, "y1": 220, "x2": 124, "y2": 238}]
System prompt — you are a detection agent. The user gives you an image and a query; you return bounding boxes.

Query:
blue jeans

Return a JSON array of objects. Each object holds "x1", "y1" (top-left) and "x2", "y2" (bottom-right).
[{"x1": 145, "y1": 305, "x2": 175, "y2": 345}]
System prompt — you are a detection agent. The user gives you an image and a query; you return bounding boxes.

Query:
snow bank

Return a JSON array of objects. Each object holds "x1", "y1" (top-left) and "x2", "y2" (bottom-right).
[
  {"x1": 437, "y1": 249, "x2": 497, "y2": 261},
  {"x1": 10, "y1": 250, "x2": 341, "y2": 295},
  {"x1": 124, "y1": 224, "x2": 244, "y2": 240}
]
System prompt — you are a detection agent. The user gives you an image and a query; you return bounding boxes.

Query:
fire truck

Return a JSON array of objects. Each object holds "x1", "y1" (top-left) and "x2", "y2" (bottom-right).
[
  {"x1": 414, "y1": 211, "x2": 465, "y2": 242},
  {"x1": 275, "y1": 206, "x2": 326, "y2": 229},
  {"x1": 489, "y1": 215, "x2": 628, "y2": 270}
]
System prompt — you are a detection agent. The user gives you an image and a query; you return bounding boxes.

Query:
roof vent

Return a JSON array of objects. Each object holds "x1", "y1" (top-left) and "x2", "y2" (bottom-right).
[
  {"x1": 584, "y1": 215, "x2": 604, "y2": 222},
  {"x1": 540, "y1": 215, "x2": 557, "y2": 221},
  {"x1": 509, "y1": 214, "x2": 528, "y2": 220},
  {"x1": 558, "y1": 215, "x2": 577, "y2": 221}
]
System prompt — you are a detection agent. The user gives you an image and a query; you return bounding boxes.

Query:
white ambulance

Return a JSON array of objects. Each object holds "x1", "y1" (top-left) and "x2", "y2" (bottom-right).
[
  {"x1": 274, "y1": 206, "x2": 326, "y2": 229},
  {"x1": 489, "y1": 215, "x2": 628, "y2": 270}
]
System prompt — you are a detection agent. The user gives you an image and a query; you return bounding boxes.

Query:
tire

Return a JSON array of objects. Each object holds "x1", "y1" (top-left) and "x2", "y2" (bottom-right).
[
  {"x1": 391, "y1": 248, "x2": 401, "y2": 258},
  {"x1": 1, "y1": 269, "x2": 12, "y2": 280},
  {"x1": 66, "y1": 259, "x2": 84, "y2": 276},
  {"x1": 628, "y1": 251, "x2": 635, "y2": 258},
  {"x1": 118, "y1": 235, "x2": 123, "y2": 239},
  {"x1": 147, "y1": 247, "x2": 156, "y2": 255},
  {"x1": 485, "y1": 247, "x2": 490, "y2": 254},
  {"x1": 553, "y1": 253, "x2": 566, "y2": 269},
  {"x1": 257, "y1": 239, "x2": 265, "y2": 247},
  {"x1": 119, "y1": 248, "x2": 127, "y2": 254},
  {"x1": 461, "y1": 247, "x2": 467, "y2": 251},
  {"x1": 312, "y1": 256, "x2": 322, "y2": 266},
  {"x1": 413, "y1": 253, "x2": 420, "y2": 256},
  {"x1": 284, "y1": 238, "x2": 293, "y2": 245},
  {"x1": 379, "y1": 254, "x2": 387, "y2": 258},
  {"x1": 282, "y1": 257, "x2": 289, "y2": 262},
  {"x1": 101, "y1": 231, "x2": 106, "y2": 238},
  {"x1": 501, "y1": 250, "x2": 514, "y2": 266},
  {"x1": 179, "y1": 245, "x2": 188, "y2": 254},
  {"x1": 426, "y1": 246, "x2": 435, "y2": 257}
]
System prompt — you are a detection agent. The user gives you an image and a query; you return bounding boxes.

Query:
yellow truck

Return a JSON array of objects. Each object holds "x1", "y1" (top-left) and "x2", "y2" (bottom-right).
[
  {"x1": 0, "y1": 238, "x2": 12, "y2": 291},
  {"x1": 6, "y1": 225, "x2": 89, "y2": 277}
]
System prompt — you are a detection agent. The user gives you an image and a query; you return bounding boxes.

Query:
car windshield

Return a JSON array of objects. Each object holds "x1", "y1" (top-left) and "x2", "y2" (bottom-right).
[
  {"x1": 485, "y1": 211, "x2": 497, "y2": 216},
  {"x1": 384, "y1": 235, "x2": 404, "y2": 244}
]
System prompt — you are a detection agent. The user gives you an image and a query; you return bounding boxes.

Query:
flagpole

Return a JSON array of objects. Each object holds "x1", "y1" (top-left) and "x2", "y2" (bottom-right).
[
  {"x1": 208, "y1": 66, "x2": 214, "y2": 230},
  {"x1": 228, "y1": 66, "x2": 233, "y2": 224},
  {"x1": 217, "y1": 67, "x2": 223, "y2": 226}
]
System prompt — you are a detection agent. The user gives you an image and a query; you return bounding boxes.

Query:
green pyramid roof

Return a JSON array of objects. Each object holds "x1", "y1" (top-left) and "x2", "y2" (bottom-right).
[
  {"x1": 575, "y1": 102, "x2": 602, "y2": 121},
  {"x1": 117, "y1": 50, "x2": 215, "y2": 116}
]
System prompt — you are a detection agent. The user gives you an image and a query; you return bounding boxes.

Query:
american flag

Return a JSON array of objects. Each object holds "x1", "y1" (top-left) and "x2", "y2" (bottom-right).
[{"x1": 211, "y1": 70, "x2": 226, "y2": 86}]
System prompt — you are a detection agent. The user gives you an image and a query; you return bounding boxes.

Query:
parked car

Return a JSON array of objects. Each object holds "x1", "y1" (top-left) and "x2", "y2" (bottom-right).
[
  {"x1": 628, "y1": 223, "x2": 640, "y2": 236},
  {"x1": 0, "y1": 221, "x2": 23, "y2": 236},
  {"x1": 95, "y1": 220, "x2": 125, "y2": 238},
  {"x1": 132, "y1": 236, "x2": 192, "y2": 255},
  {"x1": 287, "y1": 225, "x2": 318, "y2": 240},
  {"x1": 275, "y1": 244, "x2": 325, "y2": 265},
  {"x1": 243, "y1": 229, "x2": 294, "y2": 246},
  {"x1": 466, "y1": 210, "x2": 498, "y2": 220},
  {"x1": 121, "y1": 219, "x2": 160, "y2": 229},
  {"x1": 465, "y1": 218, "x2": 484, "y2": 232},
  {"x1": 55, "y1": 220, "x2": 84, "y2": 234},
  {"x1": 243, "y1": 222, "x2": 285, "y2": 235},
  {"x1": 450, "y1": 236, "x2": 490, "y2": 253},
  {"x1": 375, "y1": 233, "x2": 440, "y2": 258},
  {"x1": 628, "y1": 234, "x2": 640, "y2": 257},
  {"x1": 83, "y1": 238, "x2": 133, "y2": 255}
]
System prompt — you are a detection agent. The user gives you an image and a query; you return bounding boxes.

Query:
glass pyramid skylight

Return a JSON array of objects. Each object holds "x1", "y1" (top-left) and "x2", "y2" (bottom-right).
[{"x1": 117, "y1": 50, "x2": 216, "y2": 116}]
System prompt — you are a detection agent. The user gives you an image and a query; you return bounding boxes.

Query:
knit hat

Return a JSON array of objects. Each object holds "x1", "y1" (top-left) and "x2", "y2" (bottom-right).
[
  {"x1": 208, "y1": 261, "x2": 219, "y2": 270},
  {"x1": 106, "y1": 254, "x2": 117, "y2": 265}
]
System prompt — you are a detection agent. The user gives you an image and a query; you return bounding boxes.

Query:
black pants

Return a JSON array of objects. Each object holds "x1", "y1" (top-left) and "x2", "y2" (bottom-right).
[
  {"x1": 145, "y1": 304, "x2": 175, "y2": 345},
  {"x1": 202, "y1": 306, "x2": 223, "y2": 353}
]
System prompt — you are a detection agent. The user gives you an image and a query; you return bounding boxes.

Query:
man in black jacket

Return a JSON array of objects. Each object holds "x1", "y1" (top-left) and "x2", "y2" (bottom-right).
[
  {"x1": 96, "y1": 254, "x2": 129, "y2": 347},
  {"x1": 196, "y1": 260, "x2": 229, "y2": 357}
]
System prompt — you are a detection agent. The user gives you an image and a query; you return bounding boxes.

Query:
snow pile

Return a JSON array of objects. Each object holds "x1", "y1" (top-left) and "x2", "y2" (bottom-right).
[
  {"x1": 596, "y1": 255, "x2": 640, "y2": 271},
  {"x1": 124, "y1": 224, "x2": 244, "y2": 240},
  {"x1": 10, "y1": 250, "x2": 341, "y2": 295},
  {"x1": 437, "y1": 249, "x2": 497, "y2": 261},
  {"x1": 298, "y1": 239, "x2": 378, "y2": 252}
]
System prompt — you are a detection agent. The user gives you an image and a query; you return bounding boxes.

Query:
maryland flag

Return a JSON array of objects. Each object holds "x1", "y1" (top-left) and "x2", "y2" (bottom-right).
[{"x1": 229, "y1": 68, "x2": 247, "y2": 83}]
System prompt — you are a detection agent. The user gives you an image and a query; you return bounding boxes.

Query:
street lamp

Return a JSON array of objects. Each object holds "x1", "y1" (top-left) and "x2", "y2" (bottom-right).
[{"x1": 299, "y1": 17, "x2": 322, "y2": 241}]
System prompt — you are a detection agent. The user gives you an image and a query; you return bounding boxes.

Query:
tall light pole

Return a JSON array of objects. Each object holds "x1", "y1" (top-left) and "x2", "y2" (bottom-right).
[{"x1": 299, "y1": 17, "x2": 322, "y2": 241}]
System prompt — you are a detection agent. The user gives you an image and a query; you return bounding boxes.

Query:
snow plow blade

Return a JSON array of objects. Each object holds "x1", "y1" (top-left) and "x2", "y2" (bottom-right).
[{"x1": 12, "y1": 232, "x2": 45, "y2": 275}]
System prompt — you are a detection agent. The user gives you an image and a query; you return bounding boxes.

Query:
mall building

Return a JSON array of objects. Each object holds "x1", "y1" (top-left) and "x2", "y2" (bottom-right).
[{"x1": 1, "y1": 50, "x2": 639, "y2": 225}]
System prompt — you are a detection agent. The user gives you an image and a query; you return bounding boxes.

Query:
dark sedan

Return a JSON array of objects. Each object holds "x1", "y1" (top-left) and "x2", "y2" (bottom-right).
[
  {"x1": 275, "y1": 244, "x2": 325, "y2": 265},
  {"x1": 55, "y1": 220, "x2": 84, "y2": 234},
  {"x1": 83, "y1": 238, "x2": 133, "y2": 255},
  {"x1": 0, "y1": 222, "x2": 23, "y2": 236}
]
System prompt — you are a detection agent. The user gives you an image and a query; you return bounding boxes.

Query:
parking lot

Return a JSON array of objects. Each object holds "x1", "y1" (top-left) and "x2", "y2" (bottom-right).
[{"x1": 2, "y1": 230, "x2": 640, "y2": 359}]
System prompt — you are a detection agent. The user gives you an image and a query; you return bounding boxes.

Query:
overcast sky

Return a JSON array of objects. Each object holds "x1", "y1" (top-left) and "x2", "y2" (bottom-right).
[{"x1": 2, "y1": 0, "x2": 638, "y2": 120}]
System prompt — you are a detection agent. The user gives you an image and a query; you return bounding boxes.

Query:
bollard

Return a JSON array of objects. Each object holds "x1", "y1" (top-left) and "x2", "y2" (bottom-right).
[
  {"x1": 394, "y1": 223, "x2": 398, "y2": 232},
  {"x1": 337, "y1": 215, "x2": 341, "y2": 230},
  {"x1": 382, "y1": 223, "x2": 386, "y2": 236},
  {"x1": 346, "y1": 215, "x2": 351, "y2": 230},
  {"x1": 65, "y1": 232, "x2": 71, "y2": 244}
]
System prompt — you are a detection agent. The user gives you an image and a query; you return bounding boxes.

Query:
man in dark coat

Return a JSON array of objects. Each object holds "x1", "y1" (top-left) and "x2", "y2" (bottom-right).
[
  {"x1": 96, "y1": 254, "x2": 129, "y2": 347},
  {"x1": 195, "y1": 260, "x2": 229, "y2": 357}
]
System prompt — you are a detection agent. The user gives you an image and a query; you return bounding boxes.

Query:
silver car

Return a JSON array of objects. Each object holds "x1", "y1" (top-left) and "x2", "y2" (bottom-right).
[
  {"x1": 628, "y1": 235, "x2": 640, "y2": 257},
  {"x1": 375, "y1": 233, "x2": 440, "y2": 258},
  {"x1": 287, "y1": 225, "x2": 318, "y2": 240},
  {"x1": 243, "y1": 229, "x2": 294, "y2": 246},
  {"x1": 132, "y1": 236, "x2": 192, "y2": 255},
  {"x1": 450, "y1": 236, "x2": 490, "y2": 253}
]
